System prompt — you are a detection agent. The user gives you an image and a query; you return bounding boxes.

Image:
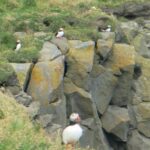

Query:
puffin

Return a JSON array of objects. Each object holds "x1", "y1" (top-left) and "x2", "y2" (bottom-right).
[
  {"x1": 55, "y1": 28, "x2": 64, "y2": 38},
  {"x1": 62, "y1": 113, "x2": 83, "y2": 150},
  {"x1": 14, "y1": 40, "x2": 21, "y2": 52},
  {"x1": 101, "y1": 25, "x2": 112, "y2": 32}
]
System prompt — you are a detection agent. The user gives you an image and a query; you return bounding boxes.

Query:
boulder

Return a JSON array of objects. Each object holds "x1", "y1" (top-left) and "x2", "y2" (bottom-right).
[
  {"x1": 127, "y1": 130, "x2": 150, "y2": 150},
  {"x1": 96, "y1": 38, "x2": 113, "y2": 63},
  {"x1": 105, "y1": 44, "x2": 135, "y2": 73},
  {"x1": 133, "y1": 102, "x2": 150, "y2": 122},
  {"x1": 51, "y1": 37, "x2": 69, "y2": 54},
  {"x1": 101, "y1": 105, "x2": 130, "y2": 141},
  {"x1": 10, "y1": 63, "x2": 33, "y2": 90},
  {"x1": 120, "y1": 21, "x2": 139, "y2": 43},
  {"x1": 66, "y1": 41, "x2": 95, "y2": 90},
  {"x1": 138, "y1": 121, "x2": 150, "y2": 138},
  {"x1": 15, "y1": 91, "x2": 32, "y2": 107},
  {"x1": 135, "y1": 56, "x2": 150, "y2": 102},
  {"x1": 28, "y1": 101, "x2": 40, "y2": 119},
  {"x1": 81, "y1": 118, "x2": 111, "y2": 150},
  {"x1": 132, "y1": 34, "x2": 150, "y2": 58},
  {"x1": 111, "y1": 2, "x2": 150, "y2": 18},
  {"x1": 39, "y1": 114, "x2": 54, "y2": 128},
  {"x1": 38, "y1": 42, "x2": 62, "y2": 61},
  {"x1": 27, "y1": 56, "x2": 66, "y2": 126},
  {"x1": 90, "y1": 66, "x2": 117, "y2": 114}
]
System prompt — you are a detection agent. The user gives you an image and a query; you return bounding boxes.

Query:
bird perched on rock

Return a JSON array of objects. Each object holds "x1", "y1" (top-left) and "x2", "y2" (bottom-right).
[
  {"x1": 62, "y1": 113, "x2": 83, "y2": 150},
  {"x1": 55, "y1": 28, "x2": 64, "y2": 38},
  {"x1": 101, "y1": 25, "x2": 111, "y2": 32},
  {"x1": 14, "y1": 40, "x2": 21, "y2": 52}
]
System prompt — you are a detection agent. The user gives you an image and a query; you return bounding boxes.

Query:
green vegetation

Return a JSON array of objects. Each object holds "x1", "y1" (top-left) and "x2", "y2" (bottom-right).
[{"x1": 0, "y1": 92, "x2": 90, "y2": 150}]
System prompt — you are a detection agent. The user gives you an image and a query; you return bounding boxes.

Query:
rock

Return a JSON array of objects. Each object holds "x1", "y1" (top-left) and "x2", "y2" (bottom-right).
[
  {"x1": 38, "y1": 42, "x2": 62, "y2": 62},
  {"x1": 15, "y1": 91, "x2": 32, "y2": 107},
  {"x1": 105, "y1": 44, "x2": 135, "y2": 73},
  {"x1": 132, "y1": 34, "x2": 150, "y2": 58},
  {"x1": 101, "y1": 105, "x2": 130, "y2": 141},
  {"x1": 100, "y1": 32, "x2": 115, "y2": 41},
  {"x1": 39, "y1": 114, "x2": 54, "y2": 128},
  {"x1": 27, "y1": 56, "x2": 64, "y2": 104},
  {"x1": 80, "y1": 118, "x2": 111, "y2": 150},
  {"x1": 45, "y1": 124, "x2": 62, "y2": 135},
  {"x1": 90, "y1": 67, "x2": 117, "y2": 114},
  {"x1": 111, "y1": 2, "x2": 150, "y2": 18},
  {"x1": 27, "y1": 56, "x2": 66, "y2": 126},
  {"x1": 66, "y1": 41, "x2": 95, "y2": 90},
  {"x1": 127, "y1": 130, "x2": 150, "y2": 150},
  {"x1": 34, "y1": 32, "x2": 47, "y2": 38},
  {"x1": 138, "y1": 121, "x2": 150, "y2": 138},
  {"x1": 111, "y1": 66, "x2": 134, "y2": 106},
  {"x1": 135, "y1": 56, "x2": 150, "y2": 102},
  {"x1": 96, "y1": 38, "x2": 113, "y2": 63},
  {"x1": 64, "y1": 78, "x2": 111, "y2": 150},
  {"x1": 68, "y1": 40, "x2": 82, "y2": 48},
  {"x1": 13, "y1": 32, "x2": 27, "y2": 39},
  {"x1": 133, "y1": 102, "x2": 150, "y2": 122},
  {"x1": 65, "y1": 88, "x2": 93, "y2": 119},
  {"x1": 28, "y1": 101, "x2": 40, "y2": 119},
  {"x1": 119, "y1": 21, "x2": 139, "y2": 43},
  {"x1": 51, "y1": 37, "x2": 69, "y2": 54},
  {"x1": 68, "y1": 40, "x2": 95, "y2": 72},
  {"x1": 10, "y1": 63, "x2": 32, "y2": 90}
]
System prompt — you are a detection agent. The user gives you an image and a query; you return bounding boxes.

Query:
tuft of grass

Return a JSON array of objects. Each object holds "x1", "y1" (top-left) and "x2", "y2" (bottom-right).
[
  {"x1": 0, "y1": 92, "x2": 90, "y2": 150},
  {"x1": 0, "y1": 62, "x2": 14, "y2": 85},
  {"x1": 0, "y1": 109, "x2": 4, "y2": 119}
]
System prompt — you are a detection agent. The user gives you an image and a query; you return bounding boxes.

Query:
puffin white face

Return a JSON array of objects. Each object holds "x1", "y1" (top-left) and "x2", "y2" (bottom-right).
[
  {"x1": 59, "y1": 28, "x2": 64, "y2": 31},
  {"x1": 107, "y1": 25, "x2": 111, "y2": 28},
  {"x1": 17, "y1": 40, "x2": 21, "y2": 43},
  {"x1": 70, "y1": 113, "x2": 81, "y2": 123}
]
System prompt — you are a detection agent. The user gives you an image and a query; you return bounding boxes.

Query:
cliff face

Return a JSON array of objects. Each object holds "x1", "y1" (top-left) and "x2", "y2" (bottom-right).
[{"x1": 4, "y1": 18, "x2": 150, "y2": 150}]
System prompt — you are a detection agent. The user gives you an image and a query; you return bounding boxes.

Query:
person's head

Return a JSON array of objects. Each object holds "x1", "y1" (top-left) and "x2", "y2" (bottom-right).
[{"x1": 16, "y1": 40, "x2": 21, "y2": 43}]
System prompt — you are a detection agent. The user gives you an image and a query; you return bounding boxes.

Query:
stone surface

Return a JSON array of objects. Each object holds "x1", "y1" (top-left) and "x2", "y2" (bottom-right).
[
  {"x1": 15, "y1": 91, "x2": 32, "y2": 107},
  {"x1": 38, "y1": 42, "x2": 62, "y2": 61},
  {"x1": 133, "y1": 102, "x2": 150, "y2": 122},
  {"x1": 51, "y1": 37, "x2": 69, "y2": 54},
  {"x1": 138, "y1": 121, "x2": 150, "y2": 138},
  {"x1": 127, "y1": 130, "x2": 150, "y2": 150},
  {"x1": 10, "y1": 63, "x2": 32, "y2": 90},
  {"x1": 90, "y1": 67, "x2": 117, "y2": 114},
  {"x1": 28, "y1": 101, "x2": 40, "y2": 119},
  {"x1": 101, "y1": 105, "x2": 130, "y2": 141},
  {"x1": 105, "y1": 44, "x2": 135, "y2": 73},
  {"x1": 132, "y1": 34, "x2": 150, "y2": 58}
]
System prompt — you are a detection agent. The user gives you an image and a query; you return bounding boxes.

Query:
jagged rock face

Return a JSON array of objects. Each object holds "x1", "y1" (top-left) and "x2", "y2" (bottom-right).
[
  {"x1": 51, "y1": 37, "x2": 69, "y2": 54},
  {"x1": 90, "y1": 67, "x2": 117, "y2": 114},
  {"x1": 66, "y1": 40, "x2": 95, "y2": 90},
  {"x1": 10, "y1": 63, "x2": 33, "y2": 90},
  {"x1": 38, "y1": 42, "x2": 62, "y2": 61},
  {"x1": 106, "y1": 2, "x2": 150, "y2": 19},
  {"x1": 101, "y1": 105, "x2": 130, "y2": 142},
  {"x1": 132, "y1": 34, "x2": 150, "y2": 58},
  {"x1": 9, "y1": 17, "x2": 150, "y2": 150},
  {"x1": 127, "y1": 130, "x2": 150, "y2": 150}
]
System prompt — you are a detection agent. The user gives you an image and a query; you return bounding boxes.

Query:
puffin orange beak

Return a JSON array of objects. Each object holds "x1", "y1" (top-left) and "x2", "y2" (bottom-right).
[{"x1": 76, "y1": 116, "x2": 81, "y2": 123}]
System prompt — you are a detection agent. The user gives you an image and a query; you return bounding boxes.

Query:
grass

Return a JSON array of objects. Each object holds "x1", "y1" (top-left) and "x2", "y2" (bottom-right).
[{"x1": 0, "y1": 92, "x2": 91, "y2": 150}]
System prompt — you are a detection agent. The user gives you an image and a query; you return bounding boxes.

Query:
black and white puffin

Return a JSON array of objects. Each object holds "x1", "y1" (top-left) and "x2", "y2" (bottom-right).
[
  {"x1": 62, "y1": 113, "x2": 83, "y2": 150},
  {"x1": 55, "y1": 28, "x2": 64, "y2": 38},
  {"x1": 101, "y1": 25, "x2": 111, "y2": 32},
  {"x1": 14, "y1": 40, "x2": 21, "y2": 52}
]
